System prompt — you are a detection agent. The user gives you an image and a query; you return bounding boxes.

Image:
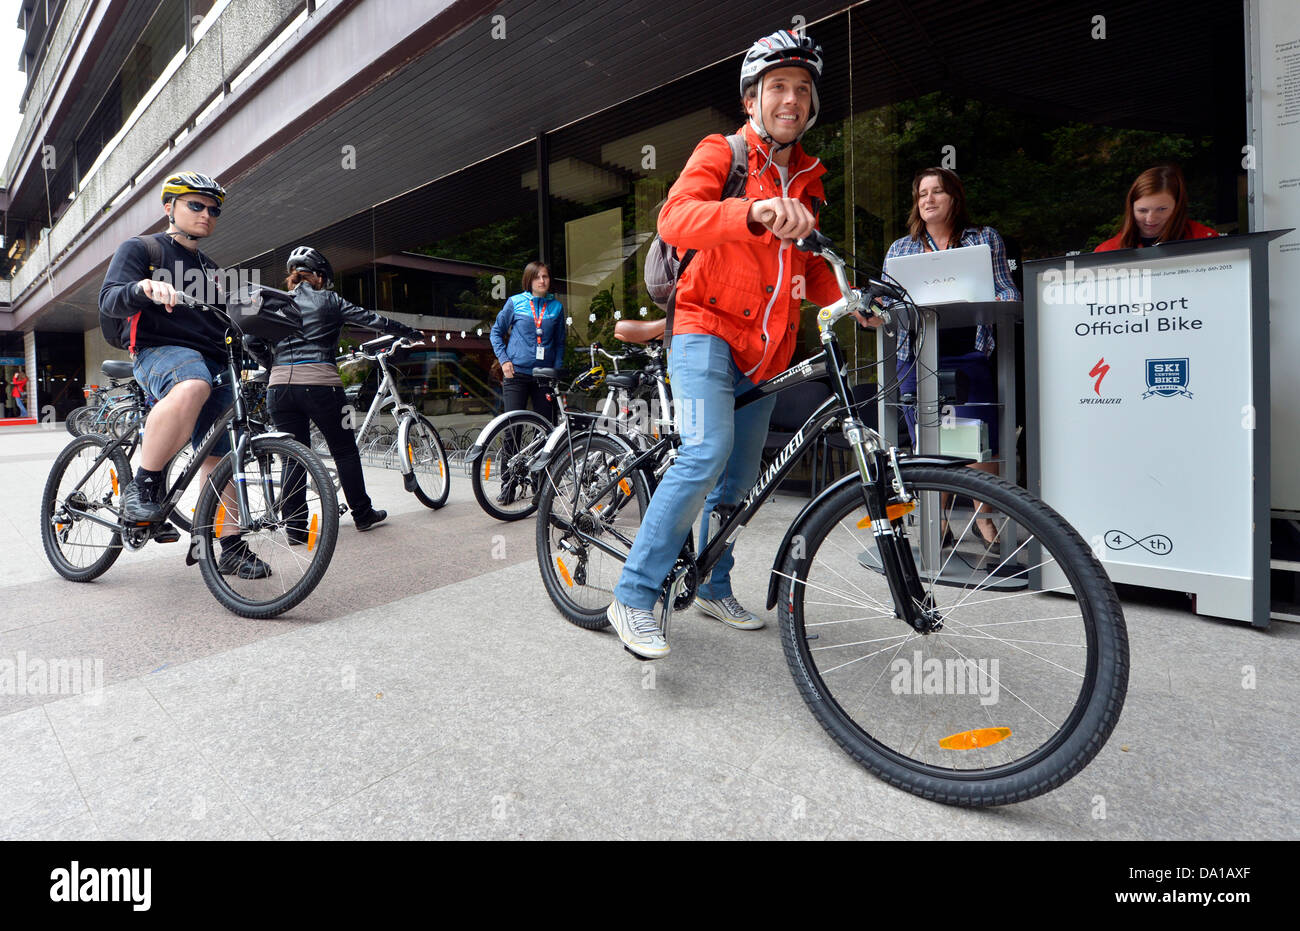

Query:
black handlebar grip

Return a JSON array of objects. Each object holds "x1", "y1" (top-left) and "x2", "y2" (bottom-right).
[{"x1": 795, "y1": 229, "x2": 832, "y2": 253}]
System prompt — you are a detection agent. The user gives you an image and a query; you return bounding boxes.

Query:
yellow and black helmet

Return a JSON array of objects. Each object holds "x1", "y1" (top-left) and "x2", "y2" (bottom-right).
[{"x1": 160, "y1": 171, "x2": 226, "y2": 206}]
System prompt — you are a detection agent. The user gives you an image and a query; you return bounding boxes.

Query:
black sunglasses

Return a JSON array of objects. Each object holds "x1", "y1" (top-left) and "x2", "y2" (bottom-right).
[{"x1": 179, "y1": 199, "x2": 221, "y2": 218}]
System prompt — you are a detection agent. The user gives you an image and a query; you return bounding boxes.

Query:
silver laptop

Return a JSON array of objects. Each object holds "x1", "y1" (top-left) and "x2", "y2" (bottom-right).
[{"x1": 887, "y1": 243, "x2": 996, "y2": 305}]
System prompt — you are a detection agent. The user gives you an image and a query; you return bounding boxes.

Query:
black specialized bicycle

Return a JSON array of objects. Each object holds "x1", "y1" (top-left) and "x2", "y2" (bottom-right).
[
  {"x1": 40, "y1": 287, "x2": 339, "y2": 619},
  {"x1": 535, "y1": 233, "x2": 1129, "y2": 807}
]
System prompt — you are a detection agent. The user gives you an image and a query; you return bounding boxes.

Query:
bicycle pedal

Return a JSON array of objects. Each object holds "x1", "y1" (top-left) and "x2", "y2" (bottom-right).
[
  {"x1": 154, "y1": 524, "x2": 180, "y2": 544},
  {"x1": 339, "y1": 503, "x2": 348, "y2": 516},
  {"x1": 622, "y1": 646, "x2": 657, "y2": 662}
]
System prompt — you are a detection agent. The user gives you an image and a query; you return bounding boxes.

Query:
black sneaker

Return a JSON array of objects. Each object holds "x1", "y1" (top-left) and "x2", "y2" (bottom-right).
[
  {"x1": 217, "y1": 542, "x2": 272, "y2": 579},
  {"x1": 120, "y1": 481, "x2": 163, "y2": 524},
  {"x1": 495, "y1": 482, "x2": 517, "y2": 506},
  {"x1": 354, "y1": 508, "x2": 387, "y2": 532}
]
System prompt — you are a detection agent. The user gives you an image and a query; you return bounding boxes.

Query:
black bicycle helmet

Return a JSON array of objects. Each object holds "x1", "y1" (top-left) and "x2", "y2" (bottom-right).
[
  {"x1": 287, "y1": 246, "x2": 334, "y2": 289},
  {"x1": 160, "y1": 171, "x2": 226, "y2": 206},
  {"x1": 739, "y1": 29, "x2": 824, "y2": 143}
]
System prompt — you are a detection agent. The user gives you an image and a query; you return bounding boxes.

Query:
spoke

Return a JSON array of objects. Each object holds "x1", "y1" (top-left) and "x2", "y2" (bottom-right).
[
  {"x1": 937, "y1": 635, "x2": 1064, "y2": 731},
  {"x1": 810, "y1": 632, "x2": 915, "y2": 651},
  {"x1": 935, "y1": 624, "x2": 1087, "y2": 679},
  {"x1": 772, "y1": 569, "x2": 886, "y2": 612}
]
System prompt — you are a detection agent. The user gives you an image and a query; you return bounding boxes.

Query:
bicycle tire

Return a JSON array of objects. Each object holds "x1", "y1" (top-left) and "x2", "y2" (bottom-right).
[
  {"x1": 400, "y1": 414, "x2": 450, "y2": 509},
  {"x1": 191, "y1": 436, "x2": 339, "y2": 618},
  {"x1": 40, "y1": 434, "x2": 129, "y2": 581},
  {"x1": 535, "y1": 430, "x2": 651, "y2": 629},
  {"x1": 776, "y1": 465, "x2": 1128, "y2": 807},
  {"x1": 471, "y1": 409, "x2": 553, "y2": 521},
  {"x1": 65, "y1": 406, "x2": 90, "y2": 436}
]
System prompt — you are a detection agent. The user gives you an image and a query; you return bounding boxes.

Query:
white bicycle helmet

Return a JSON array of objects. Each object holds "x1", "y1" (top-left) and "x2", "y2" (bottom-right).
[{"x1": 740, "y1": 29, "x2": 824, "y2": 144}]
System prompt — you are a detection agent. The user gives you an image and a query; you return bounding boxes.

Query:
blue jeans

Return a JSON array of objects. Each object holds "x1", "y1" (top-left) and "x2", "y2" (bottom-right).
[
  {"x1": 613, "y1": 333, "x2": 778, "y2": 611},
  {"x1": 133, "y1": 345, "x2": 233, "y2": 456},
  {"x1": 13, "y1": 390, "x2": 27, "y2": 418}
]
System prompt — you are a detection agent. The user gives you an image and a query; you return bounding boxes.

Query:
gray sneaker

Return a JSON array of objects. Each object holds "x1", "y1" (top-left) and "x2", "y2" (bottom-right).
[
  {"x1": 697, "y1": 595, "x2": 765, "y2": 630},
  {"x1": 607, "y1": 600, "x2": 670, "y2": 659}
]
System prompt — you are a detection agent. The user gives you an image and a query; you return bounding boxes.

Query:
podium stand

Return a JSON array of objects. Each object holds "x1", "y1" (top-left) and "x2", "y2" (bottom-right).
[{"x1": 1024, "y1": 232, "x2": 1286, "y2": 626}]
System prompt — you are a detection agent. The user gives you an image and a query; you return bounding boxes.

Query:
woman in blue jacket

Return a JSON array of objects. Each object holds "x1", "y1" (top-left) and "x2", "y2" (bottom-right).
[{"x1": 490, "y1": 262, "x2": 565, "y2": 421}]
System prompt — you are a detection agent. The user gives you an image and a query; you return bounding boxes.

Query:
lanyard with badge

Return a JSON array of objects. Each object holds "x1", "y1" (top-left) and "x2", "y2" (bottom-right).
[
  {"x1": 924, "y1": 230, "x2": 961, "y2": 252},
  {"x1": 529, "y1": 296, "x2": 547, "y2": 361}
]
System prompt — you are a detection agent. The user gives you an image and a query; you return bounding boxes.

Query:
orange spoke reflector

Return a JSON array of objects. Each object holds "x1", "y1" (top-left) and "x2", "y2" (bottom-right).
[
  {"x1": 110, "y1": 469, "x2": 118, "y2": 496},
  {"x1": 886, "y1": 502, "x2": 916, "y2": 521},
  {"x1": 556, "y1": 557, "x2": 574, "y2": 587},
  {"x1": 438, "y1": 460, "x2": 444, "y2": 477},
  {"x1": 307, "y1": 513, "x2": 319, "y2": 551},
  {"x1": 407, "y1": 443, "x2": 413, "y2": 464},
  {"x1": 939, "y1": 727, "x2": 1012, "y2": 750},
  {"x1": 484, "y1": 459, "x2": 491, "y2": 481},
  {"x1": 214, "y1": 503, "x2": 227, "y2": 537}
]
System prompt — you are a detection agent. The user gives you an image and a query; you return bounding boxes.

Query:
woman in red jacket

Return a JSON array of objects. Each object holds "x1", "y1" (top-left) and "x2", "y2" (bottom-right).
[{"x1": 1095, "y1": 164, "x2": 1218, "y2": 251}]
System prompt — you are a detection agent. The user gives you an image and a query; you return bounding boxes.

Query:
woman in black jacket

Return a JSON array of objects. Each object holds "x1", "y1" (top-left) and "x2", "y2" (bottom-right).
[{"x1": 264, "y1": 246, "x2": 421, "y2": 531}]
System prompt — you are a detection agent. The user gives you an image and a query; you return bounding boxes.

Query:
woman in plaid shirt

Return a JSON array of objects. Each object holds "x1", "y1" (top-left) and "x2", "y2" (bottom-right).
[{"x1": 882, "y1": 167, "x2": 1019, "y2": 544}]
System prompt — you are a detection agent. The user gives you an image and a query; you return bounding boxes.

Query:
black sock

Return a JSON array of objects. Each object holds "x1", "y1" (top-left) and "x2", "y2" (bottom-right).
[{"x1": 134, "y1": 467, "x2": 163, "y2": 502}]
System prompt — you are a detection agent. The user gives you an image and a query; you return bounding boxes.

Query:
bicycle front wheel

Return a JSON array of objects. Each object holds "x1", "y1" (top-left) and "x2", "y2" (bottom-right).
[
  {"x1": 40, "y1": 434, "x2": 128, "y2": 581},
  {"x1": 399, "y1": 414, "x2": 449, "y2": 509},
  {"x1": 192, "y1": 436, "x2": 339, "y2": 618},
  {"x1": 776, "y1": 465, "x2": 1128, "y2": 807},
  {"x1": 471, "y1": 410, "x2": 552, "y2": 521},
  {"x1": 535, "y1": 431, "x2": 650, "y2": 629}
]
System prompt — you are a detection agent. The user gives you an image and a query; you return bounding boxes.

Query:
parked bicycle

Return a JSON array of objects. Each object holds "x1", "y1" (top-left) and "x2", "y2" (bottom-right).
[
  {"x1": 337, "y1": 334, "x2": 449, "y2": 509},
  {"x1": 534, "y1": 232, "x2": 1129, "y2": 807},
  {"x1": 466, "y1": 338, "x2": 667, "y2": 521},
  {"x1": 40, "y1": 288, "x2": 339, "y2": 619}
]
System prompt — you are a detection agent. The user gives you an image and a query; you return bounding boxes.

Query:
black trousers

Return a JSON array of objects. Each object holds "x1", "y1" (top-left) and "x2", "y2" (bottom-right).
[
  {"x1": 267, "y1": 384, "x2": 373, "y2": 516},
  {"x1": 502, "y1": 373, "x2": 556, "y2": 422}
]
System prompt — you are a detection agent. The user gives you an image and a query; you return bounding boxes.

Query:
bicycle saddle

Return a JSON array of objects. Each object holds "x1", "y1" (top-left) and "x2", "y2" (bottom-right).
[
  {"x1": 605, "y1": 372, "x2": 643, "y2": 390},
  {"x1": 102, "y1": 360, "x2": 135, "y2": 380},
  {"x1": 532, "y1": 368, "x2": 563, "y2": 382},
  {"x1": 614, "y1": 319, "x2": 666, "y2": 345}
]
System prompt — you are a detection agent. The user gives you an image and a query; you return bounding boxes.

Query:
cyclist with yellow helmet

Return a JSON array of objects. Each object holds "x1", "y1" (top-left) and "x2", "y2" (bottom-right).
[{"x1": 98, "y1": 170, "x2": 270, "y2": 579}]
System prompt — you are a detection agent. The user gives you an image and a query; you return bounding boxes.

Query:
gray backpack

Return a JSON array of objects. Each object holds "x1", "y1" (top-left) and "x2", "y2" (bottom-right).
[{"x1": 644, "y1": 133, "x2": 749, "y2": 345}]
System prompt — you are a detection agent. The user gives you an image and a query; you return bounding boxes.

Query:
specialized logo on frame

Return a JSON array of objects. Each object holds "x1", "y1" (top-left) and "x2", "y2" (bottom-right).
[{"x1": 1143, "y1": 358, "x2": 1192, "y2": 399}]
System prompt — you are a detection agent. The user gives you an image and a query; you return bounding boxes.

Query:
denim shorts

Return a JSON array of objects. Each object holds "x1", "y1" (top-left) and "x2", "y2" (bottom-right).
[{"x1": 132, "y1": 345, "x2": 232, "y2": 457}]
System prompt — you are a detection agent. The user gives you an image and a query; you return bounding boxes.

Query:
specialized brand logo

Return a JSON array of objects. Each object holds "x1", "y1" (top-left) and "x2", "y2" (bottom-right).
[
  {"x1": 1143, "y1": 358, "x2": 1192, "y2": 399},
  {"x1": 744, "y1": 428, "x2": 804, "y2": 507},
  {"x1": 1079, "y1": 357, "x2": 1120, "y2": 405},
  {"x1": 1090, "y1": 358, "x2": 1109, "y2": 395},
  {"x1": 50, "y1": 861, "x2": 152, "y2": 911}
]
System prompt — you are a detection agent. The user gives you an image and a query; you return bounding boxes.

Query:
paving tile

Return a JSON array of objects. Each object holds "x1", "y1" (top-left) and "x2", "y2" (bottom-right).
[
  {"x1": 0, "y1": 707, "x2": 87, "y2": 840},
  {"x1": 84, "y1": 757, "x2": 270, "y2": 840}
]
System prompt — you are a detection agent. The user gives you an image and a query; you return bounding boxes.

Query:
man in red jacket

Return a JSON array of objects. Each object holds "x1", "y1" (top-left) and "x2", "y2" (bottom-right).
[{"x1": 607, "y1": 29, "x2": 845, "y2": 658}]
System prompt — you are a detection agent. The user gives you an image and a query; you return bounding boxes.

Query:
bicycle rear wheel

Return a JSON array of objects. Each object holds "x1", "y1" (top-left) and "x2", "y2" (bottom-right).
[
  {"x1": 40, "y1": 434, "x2": 129, "y2": 581},
  {"x1": 471, "y1": 410, "x2": 552, "y2": 521},
  {"x1": 776, "y1": 465, "x2": 1128, "y2": 807},
  {"x1": 535, "y1": 431, "x2": 650, "y2": 629},
  {"x1": 192, "y1": 436, "x2": 339, "y2": 618},
  {"x1": 399, "y1": 414, "x2": 449, "y2": 509},
  {"x1": 65, "y1": 406, "x2": 90, "y2": 436}
]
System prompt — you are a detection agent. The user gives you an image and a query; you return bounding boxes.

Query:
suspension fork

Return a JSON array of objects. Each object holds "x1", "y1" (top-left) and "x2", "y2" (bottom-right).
[{"x1": 822, "y1": 338, "x2": 932, "y2": 631}]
